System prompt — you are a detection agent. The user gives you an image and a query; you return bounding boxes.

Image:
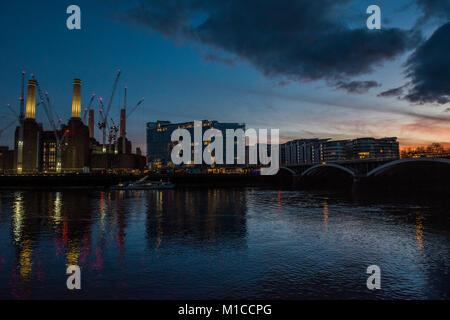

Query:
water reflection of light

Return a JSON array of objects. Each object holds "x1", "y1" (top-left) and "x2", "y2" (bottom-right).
[
  {"x1": 157, "y1": 191, "x2": 163, "y2": 212},
  {"x1": 12, "y1": 192, "x2": 24, "y2": 243},
  {"x1": 67, "y1": 241, "x2": 80, "y2": 266},
  {"x1": 53, "y1": 192, "x2": 62, "y2": 225},
  {"x1": 99, "y1": 192, "x2": 106, "y2": 232},
  {"x1": 19, "y1": 239, "x2": 32, "y2": 281},
  {"x1": 415, "y1": 213, "x2": 424, "y2": 251},
  {"x1": 323, "y1": 200, "x2": 329, "y2": 230},
  {"x1": 277, "y1": 190, "x2": 282, "y2": 214},
  {"x1": 155, "y1": 191, "x2": 164, "y2": 249}
]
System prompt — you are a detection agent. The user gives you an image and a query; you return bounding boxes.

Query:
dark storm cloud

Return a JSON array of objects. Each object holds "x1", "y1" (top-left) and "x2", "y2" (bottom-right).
[
  {"x1": 336, "y1": 80, "x2": 381, "y2": 94},
  {"x1": 203, "y1": 53, "x2": 237, "y2": 66},
  {"x1": 378, "y1": 84, "x2": 408, "y2": 98},
  {"x1": 403, "y1": 22, "x2": 450, "y2": 104},
  {"x1": 415, "y1": 0, "x2": 450, "y2": 24},
  {"x1": 125, "y1": 0, "x2": 421, "y2": 83}
]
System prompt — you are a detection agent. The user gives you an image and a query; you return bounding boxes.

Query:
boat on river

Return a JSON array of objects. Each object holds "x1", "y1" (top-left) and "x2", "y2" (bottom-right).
[{"x1": 110, "y1": 176, "x2": 175, "y2": 190}]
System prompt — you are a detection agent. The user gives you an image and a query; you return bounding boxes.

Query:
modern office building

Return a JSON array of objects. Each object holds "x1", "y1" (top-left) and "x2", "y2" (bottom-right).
[
  {"x1": 146, "y1": 120, "x2": 246, "y2": 168},
  {"x1": 282, "y1": 139, "x2": 329, "y2": 165},
  {"x1": 280, "y1": 137, "x2": 400, "y2": 165},
  {"x1": 374, "y1": 137, "x2": 400, "y2": 159},
  {"x1": 350, "y1": 137, "x2": 399, "y2": 160},
  {"x1": 323, "y1": 140, "x2": 351, "y2": 161}
]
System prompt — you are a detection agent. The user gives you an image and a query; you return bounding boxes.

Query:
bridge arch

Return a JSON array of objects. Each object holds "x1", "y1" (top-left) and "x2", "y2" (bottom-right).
[
  {"x1": 278, "y1": 166, "x2": 297, "y2": 175},
  {"x1": 367, "y1": 158, "x2": 450, "y2": 177},
  {"x1": 301, "y1": 163, "x2": 356, "y2": 177}
]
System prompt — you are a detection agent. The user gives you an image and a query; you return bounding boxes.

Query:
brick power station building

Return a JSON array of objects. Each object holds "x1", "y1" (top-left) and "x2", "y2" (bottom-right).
[{"x1": 1, "y1": 78, "x2": 146, "y2": 174}]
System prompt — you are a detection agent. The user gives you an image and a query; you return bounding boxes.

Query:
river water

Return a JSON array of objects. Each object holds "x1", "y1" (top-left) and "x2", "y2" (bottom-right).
[{"x1": 0, "y1": 188, "x2": 448, "y2": 299}]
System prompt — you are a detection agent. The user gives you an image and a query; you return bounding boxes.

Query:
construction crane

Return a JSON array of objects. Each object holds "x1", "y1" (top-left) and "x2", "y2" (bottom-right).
[
  {"x1": 98, "y1": 70, "x2": 121, "y2": 154},
  {"x1": 98, "y1": 96, "x2": 118, "y2": 155},
  {"x1": 0, "y1": 119, "x2": 18, "y2": 138},
  {"x1": 127, "y1": 97, "x2": 145, "y2": 118},
  {"x1": 120, "y1": 87, "x2": 127, "y2": 154},
  {"x1": 16, "y1": 71, "x2": 26, "y2": 173},
  {"x1": 97, "y1": 97, "x2": 107, "y2": 152},
  {"x1": 83, "y1": 93, "x2": 96, "y2": 124},
  {"x1": 32, "y1": 74, "x2": 69, "y2": 173},
  {"x1": 109, "y1": 117, "x2": 119, "y2": 153},
  {"x1": 6, "y1": 103, "x2": 18, "y2": 118},
  {"x1": 115, "y1": 92, "x2": 145, "y2": 154},
  {"x1": 98, "y1": 96, "x2": 120, "y2": 155}
]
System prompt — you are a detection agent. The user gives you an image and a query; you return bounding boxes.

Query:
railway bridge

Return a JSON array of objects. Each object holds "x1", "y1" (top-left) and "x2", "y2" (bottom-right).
[{"x1": 277, "y1": 157, "x2": 450, "y2": 190}]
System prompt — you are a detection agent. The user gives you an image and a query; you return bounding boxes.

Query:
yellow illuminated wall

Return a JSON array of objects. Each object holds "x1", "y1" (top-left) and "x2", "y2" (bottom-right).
[
  {"x1": 25, "y1": 80, "x2": 37, "y2": 119},
  {"x1": 71, "y1": 79, "x2": 81, "y2": 118}
]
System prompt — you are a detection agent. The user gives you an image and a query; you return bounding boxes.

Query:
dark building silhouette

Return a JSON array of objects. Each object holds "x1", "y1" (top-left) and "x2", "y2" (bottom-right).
[
  {"x1": 13, "y1": 80, "x2": 40, "y2": 174},
  {"x1": 61, "y1": 118, "x2": 90, "y2": 172},
  {"x1": 0, "y1": 146, "x2": 14, "y2": 173},
  {"x1": 8, "y1": 77, "x2": 146, "y2": 174}
]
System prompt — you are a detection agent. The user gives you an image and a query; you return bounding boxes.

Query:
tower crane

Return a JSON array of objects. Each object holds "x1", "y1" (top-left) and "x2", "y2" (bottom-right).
[
  {"x1": 83, "y1": 93, "x2": 96, "y2": 124},
  {"x1": 32, "y1": 74, "x2": 68, "y2": 173},
  {"x1": 109, "y1": 117, "x2": 119, "y2": 153},
  {"x1": 127, "y1": 97, "x2": 145, "y2": 118},
  {"x1": 16, "y1": 71, "x2": 25, "y2": 173},
  {"x1": 6, "y1": 103, "x2": 18, "y2": 118},
  {"x1": 117, "y1": 94, "x2": 144, "y2": 154},
  {"x1": 0, "y1": 119, "x2": 18, "y2": 139},
  {"x1": 120, "y1": 87, "x2": 127, "y2": 154},
  {"x1": 97, "y1": 97, "x2": 107, "y2": 152},
  {"x1": 98, "y1": 70, "x2": 121, "y2": 154}
]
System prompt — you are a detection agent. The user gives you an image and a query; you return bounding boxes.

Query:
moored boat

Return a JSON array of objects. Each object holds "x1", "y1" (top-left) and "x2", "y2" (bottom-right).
[{"x1": 110, "y1": 176, "x2": 175, "y2": 190}]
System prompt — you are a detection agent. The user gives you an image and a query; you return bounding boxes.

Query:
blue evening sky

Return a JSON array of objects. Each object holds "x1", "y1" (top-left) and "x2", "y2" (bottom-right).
[{"x1": 0, "y1": 0, "x2": 448, "y2": 152}]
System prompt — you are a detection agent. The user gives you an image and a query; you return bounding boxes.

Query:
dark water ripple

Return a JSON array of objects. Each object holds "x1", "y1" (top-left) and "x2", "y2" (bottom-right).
[{"x1": 0, "y1": 188, "x2": 449, "y2": 299}]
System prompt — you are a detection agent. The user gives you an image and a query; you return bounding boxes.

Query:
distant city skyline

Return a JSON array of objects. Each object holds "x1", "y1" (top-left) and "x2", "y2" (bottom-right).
[{"x1": 1, "y1": 0, "x2": 449, "y2": 154}]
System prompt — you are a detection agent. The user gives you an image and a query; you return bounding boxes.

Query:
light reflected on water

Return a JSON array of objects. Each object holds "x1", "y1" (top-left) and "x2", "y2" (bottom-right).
[
  {"x1": 415, "y1": 212, "x2": 424, "y2": 251},
  {"x1": 323, "y1": 199, "x2": 329, "y2": 231},
  {"x1": 53, "y1": 192, "x2": 62, "y2": 226},
  {"x1": 12, "y1": 192, "x2": 24, "y2": 243},
  {"x1": 0, "y1": 188, "x2": 448, "y2": 299}
]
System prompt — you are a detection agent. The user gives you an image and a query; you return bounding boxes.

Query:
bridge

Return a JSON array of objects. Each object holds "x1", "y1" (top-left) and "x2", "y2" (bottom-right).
[{"x1": 277, "y1": 157, "x2": 450, "y2": 190}]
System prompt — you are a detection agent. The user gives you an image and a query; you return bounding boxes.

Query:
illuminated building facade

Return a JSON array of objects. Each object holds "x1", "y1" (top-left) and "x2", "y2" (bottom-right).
[
  {"x1": 283, "y1": 139, "x2": 329, "y2": 165},
  {"x1": 146, "y1": 120, "x2": 245, "y2": 168},
  {"x1": 280, "y1": 137, "x2": 400, "y2": 165},
  {"x1": 324, "y1": 140, "x2": 351, "y2": 161},
  {"x1": 350, "y1": 137, "x2": 399, "y2": 160},
  {"x1": 40, "y1": 131, "x2": 57, "y2": 173}
]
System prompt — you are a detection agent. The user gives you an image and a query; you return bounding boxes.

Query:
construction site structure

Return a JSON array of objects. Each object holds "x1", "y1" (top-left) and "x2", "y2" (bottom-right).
[{"x1": 1, "y1": 72, "x2": 146, "y2": 174}]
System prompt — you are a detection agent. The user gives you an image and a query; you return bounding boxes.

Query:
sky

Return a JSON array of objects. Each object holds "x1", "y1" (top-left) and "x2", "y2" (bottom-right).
[{"x1": 0, "y1": 0, "x2": 449, "y2": 154}]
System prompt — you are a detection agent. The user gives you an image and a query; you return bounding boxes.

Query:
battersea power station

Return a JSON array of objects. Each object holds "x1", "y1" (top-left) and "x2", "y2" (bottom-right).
[{"x1": 1, "y1": 76, "x2": 146, "y2": 174}]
